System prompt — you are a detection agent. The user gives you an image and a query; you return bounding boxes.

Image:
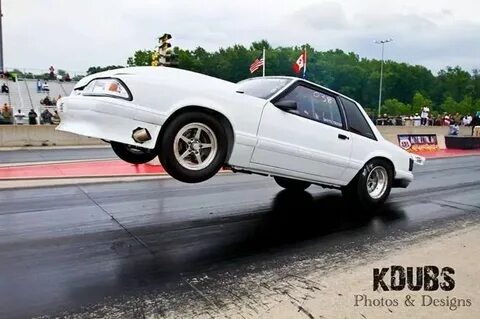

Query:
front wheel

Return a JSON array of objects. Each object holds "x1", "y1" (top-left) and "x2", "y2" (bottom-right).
[
  {"x1": 159, "y1": 111, "x2": 227, "y2": 183},
  {"x1": 274, "y1": 176, "x2": 311, "y2": 191},
  {"x1": 110, "y1": 141, "x2": 157, "y2": 164},
  {"x1": 342, "y1": 159, "x2": 393, "y2": 209}
]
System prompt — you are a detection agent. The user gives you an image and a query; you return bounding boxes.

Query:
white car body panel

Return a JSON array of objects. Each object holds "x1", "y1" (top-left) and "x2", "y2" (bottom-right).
[
  {"x1": 251, "y1": 102, "x2": 352, "y2": 185},
  {"x1": 57, "y1": 66, "x2": 417, "y2": 188}
]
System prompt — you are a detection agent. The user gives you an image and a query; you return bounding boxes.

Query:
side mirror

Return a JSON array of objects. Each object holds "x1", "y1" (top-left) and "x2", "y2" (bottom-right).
[{"x1": 274, "y1": 100, "x2": 297, "y2": 111}]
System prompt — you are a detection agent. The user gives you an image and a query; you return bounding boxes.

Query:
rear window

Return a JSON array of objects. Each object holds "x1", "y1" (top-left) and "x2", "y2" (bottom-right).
[
  {"x1": 340, "y1": 97, "x2": 376, "y2": 140},
  {"x1": 237, "y1": 78, "x2": 291, "y2": 99}
]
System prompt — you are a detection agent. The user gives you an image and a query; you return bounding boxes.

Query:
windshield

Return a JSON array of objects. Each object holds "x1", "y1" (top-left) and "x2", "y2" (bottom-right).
[{"x1": 237, "y1": 78, "x2": 292, "y2": 99}]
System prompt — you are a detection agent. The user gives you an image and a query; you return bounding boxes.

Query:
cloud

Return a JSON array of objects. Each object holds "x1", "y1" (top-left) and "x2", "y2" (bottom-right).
[
  {"x1": 3, "y1": 0, "x2": 480, "y2": 74},
  {"x1": 290, "y1": 2, "x2": 349, "y2": 30}
]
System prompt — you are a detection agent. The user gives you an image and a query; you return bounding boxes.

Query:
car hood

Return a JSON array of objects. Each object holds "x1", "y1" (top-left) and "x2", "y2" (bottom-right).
[{"x1": 75, "y1": 67, "x2": 237, "y2": 92}]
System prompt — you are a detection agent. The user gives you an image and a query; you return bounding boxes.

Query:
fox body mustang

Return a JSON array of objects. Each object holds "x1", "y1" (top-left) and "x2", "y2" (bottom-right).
[{"x1": 57, "y1": 67, "x2": 423, "y2": 207}]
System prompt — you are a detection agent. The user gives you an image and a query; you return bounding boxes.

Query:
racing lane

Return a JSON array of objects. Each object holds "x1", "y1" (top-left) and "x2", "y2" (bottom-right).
[
  {"x1": 0, "y1": 156, "x2": 479, "y2": 318},
  {"x1": 0, "y1": 146, "x2": 114, "y2": 164}
]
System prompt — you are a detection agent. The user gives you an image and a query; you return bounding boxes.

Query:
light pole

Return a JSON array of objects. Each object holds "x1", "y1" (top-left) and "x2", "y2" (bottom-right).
[
  {"x1": 0, "y1": 0, "x2": 3, "y2": 72},
  {"x1": 374, "y1": 38, "x2": 392, "y2": 118}
]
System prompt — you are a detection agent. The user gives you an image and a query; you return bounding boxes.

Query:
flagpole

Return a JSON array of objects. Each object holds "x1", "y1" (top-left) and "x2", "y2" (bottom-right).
[
  {"x1": 262, "y1": 47, "x2": 266, "y2": 77},
  {"x1": 303, "y1": 46, "x2": 307, "y2": 79}
]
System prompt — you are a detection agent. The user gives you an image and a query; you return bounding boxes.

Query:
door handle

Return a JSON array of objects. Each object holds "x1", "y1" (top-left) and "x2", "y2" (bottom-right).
[{"x1": 338, "y1": 134, "x2": 349, "y2": 140}]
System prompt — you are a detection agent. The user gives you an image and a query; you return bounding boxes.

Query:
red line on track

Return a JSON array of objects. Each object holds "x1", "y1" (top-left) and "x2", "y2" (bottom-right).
[
  {"x1": 413, "y1": 149, "x2": 480, "y2": 159},
  {"x1": 0, "y1": 160, "x2": 167, "y2": 179},
  {"x1": 0, "y1": 149, "x2": 479, "y2": 179}
]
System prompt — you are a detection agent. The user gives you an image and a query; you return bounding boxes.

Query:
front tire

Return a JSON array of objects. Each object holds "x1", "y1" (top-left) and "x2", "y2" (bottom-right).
[
  {"x1": 274, "y1": 176, "x2": 311, "y2": 191},
  {"x1": 342, "y1": 159, "x2": 393, "y2": 209},
  {"x1": 159, "y1": 111, "x2": 227, "y2": 183},
  {"x1": 110, "y1": 141, "x2": 157, "y2": 164}
]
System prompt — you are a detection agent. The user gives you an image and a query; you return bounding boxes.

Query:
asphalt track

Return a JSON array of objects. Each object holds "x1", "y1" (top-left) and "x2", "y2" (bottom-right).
[
  {"x1": 0, "y1": 147, "x2": 115, "y2": 164},
  {"x1": 0, "y1": 155, "x2": 479, "y2": 318}
]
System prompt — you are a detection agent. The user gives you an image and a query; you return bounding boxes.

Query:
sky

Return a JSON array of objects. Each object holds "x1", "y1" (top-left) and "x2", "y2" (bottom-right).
[{"x1": 3, "y1": 0, "x2": 479, "y2": 75}]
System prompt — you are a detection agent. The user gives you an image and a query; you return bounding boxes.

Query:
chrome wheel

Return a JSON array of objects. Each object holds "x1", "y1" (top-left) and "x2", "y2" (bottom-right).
[
  {"x1": 366, "y1": 166, "x2": 388, "y2": 199},
  {"x1": 173, "y1": 122, "x2": 218, "y2": 171}
]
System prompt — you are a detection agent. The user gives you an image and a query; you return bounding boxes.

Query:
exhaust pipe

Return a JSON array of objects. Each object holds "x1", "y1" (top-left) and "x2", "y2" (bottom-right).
[{"x1": 132, "y1": 127, "x2": 151, "y2": 143}]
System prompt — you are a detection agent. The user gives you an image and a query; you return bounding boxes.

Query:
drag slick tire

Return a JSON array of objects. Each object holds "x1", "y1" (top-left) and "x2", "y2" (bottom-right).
[
  {"x1": 341, "y1": 159, "x2": 393, "y2": 209},
  {"x1": 159, "y1": 111, "x2": 227, "y2": 183},
  {"x1": 110, "y1": 141, "x2": 157, "y2": 164},
  {"x1": 274, "y1": 176, "x2": 311, "y2": 191}
]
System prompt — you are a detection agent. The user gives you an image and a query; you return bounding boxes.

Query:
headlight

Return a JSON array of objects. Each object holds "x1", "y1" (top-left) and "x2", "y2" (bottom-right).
[{"x1": 82, "y1": 78, "x2": 131, "y2": 100}]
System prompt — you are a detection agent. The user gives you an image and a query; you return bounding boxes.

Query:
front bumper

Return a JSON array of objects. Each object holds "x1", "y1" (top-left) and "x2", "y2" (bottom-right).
[
  {"x1": 393, "y1": 178, "x2": 411, "y2": 188},
  {"x1": 56, "y1": 96, "x2": 162, "y2": 150}
]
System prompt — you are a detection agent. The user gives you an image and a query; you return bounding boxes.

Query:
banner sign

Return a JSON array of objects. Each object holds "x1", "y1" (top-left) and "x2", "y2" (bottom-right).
[{"x1": 397, "y1": 134, "x2": 439, "y2": 152}]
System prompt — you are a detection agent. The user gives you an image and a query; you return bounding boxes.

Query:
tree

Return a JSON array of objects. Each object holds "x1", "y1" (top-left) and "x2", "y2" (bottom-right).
[
  {"x1": 383, "y1": 99, "x2": 410, "y2": 116},
  {"x1": 122, "y1": 40, "x2": 480, "y2": 115},
  {"x1": 86, "y1": 65, "x2": 124, "y2": 75},
  {"x1": 127, "y1": 50, "x2": 155, "y2": 67},
  {"x1": 441, "y1": 97, "x2": 458, "y2": 114},
  {"x1": 412, "y1": 92, "x2": 432, "y2": 113}
]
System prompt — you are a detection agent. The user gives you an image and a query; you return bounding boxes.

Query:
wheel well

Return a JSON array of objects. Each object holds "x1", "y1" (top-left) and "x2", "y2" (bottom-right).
[
  {"x1": 158, "y1": 105, "x2": 235, "y2": 162},
  {"x1": 368, "y1": 157, "x2": 395, "y2": 176}
]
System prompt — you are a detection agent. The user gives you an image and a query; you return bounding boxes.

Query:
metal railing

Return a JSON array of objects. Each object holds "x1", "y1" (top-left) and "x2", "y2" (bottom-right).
[
  {"x1": 58, "y1": 81, "x2": 68, "y2": 95},
  {"x1": 23, "y1": 78, "x2": 34, "y2": 109},
  {"x1": 15, "y1": 75, "x2": 24, "y2": 110}
]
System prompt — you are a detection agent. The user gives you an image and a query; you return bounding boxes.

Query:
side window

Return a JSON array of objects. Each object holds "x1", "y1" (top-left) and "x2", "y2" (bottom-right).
[
  {"x1": 277, "y1": 85, "x2": 343, "y2": 128},
  {"x1": 340, "y1": 97, "x2": 376, "y2": 139}
]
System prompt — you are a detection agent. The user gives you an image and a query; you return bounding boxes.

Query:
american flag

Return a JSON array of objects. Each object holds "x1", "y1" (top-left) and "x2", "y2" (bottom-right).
[{"x1": 249, "y1": 54, "x2": 264, "y2": 73}]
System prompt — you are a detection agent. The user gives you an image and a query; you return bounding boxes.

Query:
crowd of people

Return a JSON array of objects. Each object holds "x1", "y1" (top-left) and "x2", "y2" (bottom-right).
[
  {"x1": 0, "y1": 104, "x2": 60, "y2": 125},
  {"x1": 374, "y1": 106, "x2": 480, "y2": 137},
  {"x1": 40, "y1": 94, "x2": 62, "y2": 106},
  {"x1": 376, "y1": 112, "x2": 478, "y2": 127}
]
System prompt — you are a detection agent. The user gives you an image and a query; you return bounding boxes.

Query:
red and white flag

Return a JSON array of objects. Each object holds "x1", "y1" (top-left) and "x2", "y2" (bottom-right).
[
  {"x1": 249, "y1": 54, "x2": 264, "y2": 74},
  {"x1": 293, "y1": 50, "x2": 307, "y2": 77}
]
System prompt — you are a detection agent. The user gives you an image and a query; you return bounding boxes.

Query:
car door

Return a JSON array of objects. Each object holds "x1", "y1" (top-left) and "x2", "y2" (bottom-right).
[{"x1": 251, "y1": 82, "x2": 352, "y2": 181}]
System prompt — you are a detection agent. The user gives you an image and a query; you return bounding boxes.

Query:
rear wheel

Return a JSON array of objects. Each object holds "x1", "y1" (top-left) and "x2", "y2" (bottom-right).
[
  {"x1": 159, "y1": 111, "x2": 227, "y2": 183},
  {"x1": 274, "y1": 176, "x2": 311, "y2": 191},
  {"x1": 110, "y1": 141, "x2": 157, "y2": 164},
  {"x1": 342, "y1": 159, "x2": 393, "y2": 209}
]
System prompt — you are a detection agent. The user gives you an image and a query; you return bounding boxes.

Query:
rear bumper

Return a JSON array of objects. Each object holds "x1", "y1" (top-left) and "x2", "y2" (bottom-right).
[{"x1": 56, "y1": 96, "x2": 162, "y2": 149}]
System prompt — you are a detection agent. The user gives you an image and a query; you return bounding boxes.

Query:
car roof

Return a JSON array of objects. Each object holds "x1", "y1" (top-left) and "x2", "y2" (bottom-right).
[
  {"x1": 243, "y1": 76, "x2": 360, "y2": 105},
  {"x1": 244, "y1": 75, "x2": 359, "y2": 104}
]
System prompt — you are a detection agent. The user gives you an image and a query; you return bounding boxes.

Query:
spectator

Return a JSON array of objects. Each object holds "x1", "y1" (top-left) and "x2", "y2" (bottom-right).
[
  {"x1": 448, "y1": 121, "x2": 459, "y2": 136},
  {"x1": 64, "y1": 73, "x2": 71, "y2": 82},
  {"x1": 1, "y1": 103, "x2": 13, "y2": 124},
  {"x1": 471, "y1": 112, "x2": 480, "y2": 136},
  {"x1": 36, "y1": 79, "x2": 42, "y2": 93},
  {"x1": 462, "y1": 115, "x2": 471, "y2": 126},
  {"x1": 467, "y1": 114, "x2": 473, "y2": 126},
  {"x1": 40, "y1": 109, "x2": 53, "y2": 124},
  {"x1": 1, "y1": 82, "x2": 9, "y2": 94},
  {"x1": 40, "y1": 95, "x2": 52, "y2": 106},
  {"x1": 14, "y1": 109, "x2": 26, "y2": 124},
  {"x1": 28, "y1": 109, "x2": 38, "y2": 125},
  {"x1": 443, "y1": 113, "x2": 451, "y2": 126},
  {"x1": 454, "y1": 112, "x2": 462, "y2": 125},
  {"x1": 42, "y1": 81, "x2": 49, "y2": 92},
  {"x1": 413, "y1": 113, "x2": 421, "y2": 126},
  {"x1": 52, "y1": 110, "x2": 61, "y2": 125},
  {"x1": 420, "y1": 105, "x2": 429, "y2": 126}
]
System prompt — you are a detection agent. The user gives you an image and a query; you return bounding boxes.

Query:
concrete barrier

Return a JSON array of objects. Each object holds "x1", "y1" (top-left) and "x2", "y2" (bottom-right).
[
  {"x1": 0, "y1": 124, "x2": 473, "y2": 148},
  {"x1": 377, "y1": 126, "x2": 471, "y2": 149},
  {"x1": 0, "y1": 125, "x2": 104, "y2": 147}
]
